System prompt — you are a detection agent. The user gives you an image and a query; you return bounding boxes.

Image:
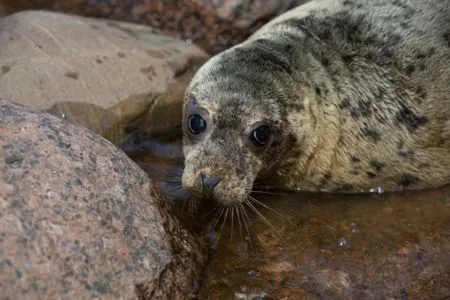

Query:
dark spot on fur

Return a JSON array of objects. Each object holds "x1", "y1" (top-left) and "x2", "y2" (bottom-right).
[
  {"x1": 321, "y1": 57, "x2": 330, "y2": 66},
  {"x1": 418, "y1": 163, "x2": 430, "y2": 169},
  {"x1": 381, "y1": 48, "x2": 394, "y2": 59},
  {"x1": 315, "y1": 86, "x2": 322, "y2": 96},
  {"x1": 415, "y1": 50, "x2": 434, "y2": 60},
  {"x1": 320, "y1": 172, "x2": 332, "y2": 185},
  {"x1": 343, "y1": 53, "x2": 357, "y2": 64},
  {"x1": 286, "y1": 101, "x2": 305, "y2": 111},
  {"x1": 362, "y1": 127, "x2": 381, "y2": 143},
  {"x1": 343, "y1": 0, "x2": 353, "y2": 5},
  {"x1": 443, "y1": 32, "x2": 450, "y2": 47},
  {"x1": 365, "y1": 51, "x2": 374, "y2": 60},
  {"x1": 117, "y1": 52, "x2": 126, "y2": 58},
  {"x1": 392, "y1": 0, "x2": 411, "y2": 10},
  {"x1": 387, "y1": 34, "x2": 402, "y2": 46},
  {"x1": 415, "y1": 86, "x2": 427, "y2": 99},
  {"x1": 284, "y1": 44, "x2": 295, "y2": 54},
  {"x1": 339, "y1": 98, "x2": 351, "y2": 109},
  {"x1": 375, "y1": 87, "x2": 386, "y2": 101},
  {"x1": 64, "y1": 72, "x2": 79, "y2": 79},
  {"x1": 351, "y1": 100, "x2": 372, "y2": 118},
  {"x1": 366, "y1": 171, "x2": 376, "y2": 178},
  {"x1": 96, "y1": 58, "x2": 103, "y2": 64},
  {"x1": 2, "y1": 65, "x2": 10, "y2": 73},
  {"x1": 396, "y1": 107, "x2": 428, "y2": 132},
  {"x1": 371, "y1": 160, "x2": 385, "y2": 171},
  {"x1": 398, "y1": 173, "x2": 419, "y2": 187},
  {"x1": 351, "y1": 156, "x2": 361, "y2": 163},
  {"x1": 405, "y1": 64, "x2": 415, "y2": 75}
]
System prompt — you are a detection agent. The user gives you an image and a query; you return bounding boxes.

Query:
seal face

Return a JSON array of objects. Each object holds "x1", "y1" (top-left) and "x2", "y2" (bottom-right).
[
  {"x1": 182, "y1": 0, "x2": 450, "y2": 206},
  {"x1": 181, "y1": 66, "x2": 294, "y2": 205}
]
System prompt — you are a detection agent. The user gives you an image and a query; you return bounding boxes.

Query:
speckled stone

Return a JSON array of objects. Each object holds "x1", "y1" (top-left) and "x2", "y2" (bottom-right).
[{"x1": 0, "y1": 100, "x2": 206, "y2": 299}]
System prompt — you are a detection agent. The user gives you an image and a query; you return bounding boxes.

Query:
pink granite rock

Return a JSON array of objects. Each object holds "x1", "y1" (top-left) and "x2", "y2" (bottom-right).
[{"x1": 0, "y1": 100, "x2": 206, "y2": 299}]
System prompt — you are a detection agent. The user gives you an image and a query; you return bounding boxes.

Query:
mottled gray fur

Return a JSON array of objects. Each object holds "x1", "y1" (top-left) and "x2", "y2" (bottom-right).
[{"x1": 182, "y1": 0, "x2": 450, "y2": 205}]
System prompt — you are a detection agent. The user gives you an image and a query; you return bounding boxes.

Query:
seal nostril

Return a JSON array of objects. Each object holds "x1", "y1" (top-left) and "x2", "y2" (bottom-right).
[{"x1": 198, "y1": 172, "x2": 222, "y2": 192}]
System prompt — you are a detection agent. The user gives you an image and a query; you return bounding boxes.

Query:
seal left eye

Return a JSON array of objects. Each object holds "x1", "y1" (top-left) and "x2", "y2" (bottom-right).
[
  {"x1": 251, "y1": 125, "x2": 271, "y2": 146},
  {"x1": 188, "y1": 114, "x2": 207, "y2": 134}
]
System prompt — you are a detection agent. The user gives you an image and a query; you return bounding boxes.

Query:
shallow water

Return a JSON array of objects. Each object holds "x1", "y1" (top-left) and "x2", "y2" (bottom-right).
[{"x1": 126, "y1": 133, "x2": 450, "y2": 300}]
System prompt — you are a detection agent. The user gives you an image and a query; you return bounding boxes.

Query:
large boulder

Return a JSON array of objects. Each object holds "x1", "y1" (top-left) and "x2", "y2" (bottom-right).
[
  {"x1": 0, "y1": 100, "x2": 206, "y2": 299},
  {"x1": 0, "y1": 10, "x2": 208, "y2": 144}
]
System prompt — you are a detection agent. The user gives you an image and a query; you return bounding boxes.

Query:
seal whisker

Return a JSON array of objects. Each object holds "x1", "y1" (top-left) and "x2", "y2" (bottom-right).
[
  {"x1": 236, "y1": 204, "x2": 243, "y2": 238},
  {"x1": 245, "y1": 198, "x2": 275, "y2": 230},
  {"x1": 220, "y1": 206, "x2": 230, "y2": 232},
  {"x1": 230, "y1": 205, "x2": 235, "y2": 240},
  {"x1": 211, "y1": 205, "x2": 226, "y2": 231},
  {"x1": 238, "y1": 203, "x2": 252, "y2": 243},
  {"x1": 188, "y1": 196, "x2": 198, "y2": 216},
  {"x1": 251, "y1": 190, "x2": 292, "y2": 196},
  {"x1": 187, "y1": 197, "x2": 192, "y2": 215},
  {"x1": 170, "y1": 184, "x2": 184, "y2": 191},
  {"x1": 248, "y1": 195, "x2": 291, "y2": 223}
]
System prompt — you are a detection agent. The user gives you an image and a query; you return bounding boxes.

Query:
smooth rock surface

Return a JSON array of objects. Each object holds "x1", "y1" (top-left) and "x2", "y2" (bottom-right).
[
  {"x1": 0, "y1": 10, "x2": 208, "y2": 143},
  {"x1": 0, "y1": 100, "x2": 206, "y2": 299}
]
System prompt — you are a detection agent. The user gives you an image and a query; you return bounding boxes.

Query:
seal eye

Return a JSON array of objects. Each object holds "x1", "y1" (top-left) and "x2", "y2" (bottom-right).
[
  {"x1": 251, "y1": 125, "x2": 271, "y2": 146},
  {"x1": 188, "y1": 114, "x2": 207, "y2": 135}
]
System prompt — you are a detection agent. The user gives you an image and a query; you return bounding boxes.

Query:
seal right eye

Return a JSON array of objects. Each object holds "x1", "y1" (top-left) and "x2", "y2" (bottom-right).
[
  {"x1": 188, "y1": 114, "x2": 207, "y2": 134},
  {"x1": 251, "y1": 125, "x2": 271, "y2": 146}
]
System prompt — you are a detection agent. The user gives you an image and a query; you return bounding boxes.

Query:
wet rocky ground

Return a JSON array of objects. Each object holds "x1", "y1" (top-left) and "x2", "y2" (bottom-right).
[{"x1": 128, "y1": 132, "x2": 450, "y2": 300}]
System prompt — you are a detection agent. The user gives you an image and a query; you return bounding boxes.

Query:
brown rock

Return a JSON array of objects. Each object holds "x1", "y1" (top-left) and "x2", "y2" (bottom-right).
[
  {"x1": 0, "y1": 0, "x2": 310, "y2": 54},
  {"x1": 0, "y1": 10, "x2": 208, "y2": 144},
  {"x1": 0, "y1": 100, "x2": 206, "y2": 299}
]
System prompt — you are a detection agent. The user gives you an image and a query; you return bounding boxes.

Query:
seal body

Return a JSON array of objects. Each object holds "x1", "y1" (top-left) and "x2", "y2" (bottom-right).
[{"x1": 182, "y1": 0, "x2": 450, "y2": 205}]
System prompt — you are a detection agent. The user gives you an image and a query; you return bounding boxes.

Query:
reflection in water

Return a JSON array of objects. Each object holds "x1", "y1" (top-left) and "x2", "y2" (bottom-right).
[{"x1": 126, "y1": 134, "x2": 450, "y2": 300}]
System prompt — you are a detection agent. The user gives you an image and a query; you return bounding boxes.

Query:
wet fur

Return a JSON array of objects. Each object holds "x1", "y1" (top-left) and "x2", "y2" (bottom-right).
[{"x1": 182, "y1": 0, "x2": 450, "y2": 204}]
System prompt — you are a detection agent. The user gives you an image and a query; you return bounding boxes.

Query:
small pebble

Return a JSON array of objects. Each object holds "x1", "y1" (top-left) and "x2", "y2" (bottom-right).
[
  {"x1": 338, "y1": 237, "x2": 349, "y2": 248},
  {"x1": 350, "y1": 222, "x2": 359, "y2": 233}
]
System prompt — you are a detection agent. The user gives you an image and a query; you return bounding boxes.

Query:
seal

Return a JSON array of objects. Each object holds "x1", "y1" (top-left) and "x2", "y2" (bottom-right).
[{"x1": 181, "y1": 0, "x2": 450, "y2": 206}]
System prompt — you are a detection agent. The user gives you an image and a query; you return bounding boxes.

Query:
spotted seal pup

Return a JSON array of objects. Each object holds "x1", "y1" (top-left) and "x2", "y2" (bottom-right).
[{"x1": 181, "y1": 0, "x2": 450, "y2": 205}]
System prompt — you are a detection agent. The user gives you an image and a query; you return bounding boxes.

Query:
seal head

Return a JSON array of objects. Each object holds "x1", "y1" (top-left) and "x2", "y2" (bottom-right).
[{"x1": 181, "y1": 44, "x2": 298, "y2": 205}]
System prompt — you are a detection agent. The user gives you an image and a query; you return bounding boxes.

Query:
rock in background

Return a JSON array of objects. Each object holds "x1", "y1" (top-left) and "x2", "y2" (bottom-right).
[
  {"x1": 0, "y1": 0, "x2": 310, "y2": 54},
  {"x1": 0, "y1": 10, "x2": 208, "y2": 145},
  {"x1": 0, "y1": 100, "x2": 206, "y2": 299}
]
